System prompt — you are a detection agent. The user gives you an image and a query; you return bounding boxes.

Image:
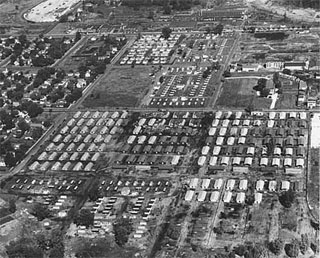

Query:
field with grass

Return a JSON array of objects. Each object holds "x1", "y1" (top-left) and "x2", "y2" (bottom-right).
[
  {"x1": 308, "y1": 148, "x2": 319, "y2": 221},
  {"x1": 216, "y1": 78, "x2": 272, "y2": 109},
  {"x1": 82, "y1": 67, "x2": 152, "y2": 108},
  {"x1": 275, "y1": 92, "x2": 297, "y2": 109}
]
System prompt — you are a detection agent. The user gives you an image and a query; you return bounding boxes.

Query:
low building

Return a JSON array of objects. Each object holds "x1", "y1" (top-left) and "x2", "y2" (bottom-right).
[
  {"x1": 284, "y1": 61, "x2": 307, "y2": 71},
  {"x1": 242, "y1": 64, "x2": 260, "y2": 72},
  {"x1": 266, "y1": 61, "x2": 283, "y2": 70}
]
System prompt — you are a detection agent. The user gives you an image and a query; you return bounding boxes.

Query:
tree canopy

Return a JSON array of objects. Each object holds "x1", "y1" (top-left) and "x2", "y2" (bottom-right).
[
  {"x1": 162, "y1": 27, "x2": 172, "y2": 40},
  {"x1": 279, "y1": 189, "x2": 295, "y2": 208},
  {"x1": 31, "y1": 203, "x2": 51, "y2": 221},
  {"x1": 113, "y1": 217, "x2": 133, "y2": 246},
  {"x1": 74, "y1": 209, "x2": 94, "y2": 228}
]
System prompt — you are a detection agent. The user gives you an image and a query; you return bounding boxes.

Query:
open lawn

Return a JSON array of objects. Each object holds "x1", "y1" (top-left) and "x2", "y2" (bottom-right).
[
  {"x1": 82, "y1": 67, "x2": 152, "y2": 108},
  {"x1": 216, "y1": 78, "x2": 272, "y2": 109},
  {"x1": 275, "y1": 92, "x2": 297, "y2": 109}
]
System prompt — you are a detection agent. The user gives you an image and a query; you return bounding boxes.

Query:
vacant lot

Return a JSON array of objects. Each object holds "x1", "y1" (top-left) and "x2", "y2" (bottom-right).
[
  {"x1": 216, "y1": 78, "x2": 271, "y2": 109},
  {"x1": 275, "y1": 92, "x2": 297, "y2": 109},
  {"x1": 82, "y1": 67, "x2": 152, "y2": 108}
]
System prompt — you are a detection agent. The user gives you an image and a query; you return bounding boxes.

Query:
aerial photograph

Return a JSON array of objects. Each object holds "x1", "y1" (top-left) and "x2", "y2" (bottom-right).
[{"x1": 0, "y1": 0, "x2": 319, "y2": 257}]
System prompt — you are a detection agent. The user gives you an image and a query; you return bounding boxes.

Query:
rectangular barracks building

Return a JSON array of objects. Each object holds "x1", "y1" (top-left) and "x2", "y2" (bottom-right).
[{"x1": 200, "y1": 9, "x2": 244, "y2": 21}]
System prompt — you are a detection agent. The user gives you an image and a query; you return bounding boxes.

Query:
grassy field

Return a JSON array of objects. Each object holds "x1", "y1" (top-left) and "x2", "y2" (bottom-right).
[
  {"x1": 82, "y1": 67, "x2": 152, "y2": 108},
  {"x1": 309, "y1": 148, "x2": 319, "y2": 220},
  {"x1": 275, "y1": 92, "x2": 297, "y2": 109},
  {"x1": 216, "y1": 78, "x2": 272, "y2": 109}
]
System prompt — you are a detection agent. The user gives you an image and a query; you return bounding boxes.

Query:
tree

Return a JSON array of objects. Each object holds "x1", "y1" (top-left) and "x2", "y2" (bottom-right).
[
  {"x1": 75, "y1": 238, "x2": 116, "y2": 258},
  {"x1": 283, "y1": 68, "x2": 291, "y2": 75},
  {"x1": 21, "y1": 101, "x2": 43, "y2": 118},
  {"x1": 75, "y1": 31, "x2": 81, "y2": 42},
  {"x1": 245, "y1": 103, "x2": 254, "y2": 114},
  {"x1": 163, "y1": 4, "x2": 171, "y2": 14},
  {"x1": 310, "y1": 241, "x2": 319, "y2": 254},
  {"x1": 269, "y1": 238, "x2": 284, "y2": 255},
  {"x1": 113, "y1": 217, "x2": 133, "y2": 246},
  {"x1": 273, "y1": 72, "x2": 279, "y2": 83},
  {"x1": 285, "y1": 240, "x2": 300, "y2": 257},
  {"x1": 260, "y1": 88, "x2": 270, "y2": 97},
  {"x1": 4, "y1": 152, "x2": 17, "y2": 167},
  {"x1": 274, "y1": 80, "x2": 282, "y2": 88},
  {"x1": 234, "y1": 245, "x2": 247, "y2": 256},
  {"x1": 88, "y1": 184, "x2": 100, "y2": 201},
  {"x1": 74, "y1": 209, "x2": 94, "y2": 228},
  {"x1": 31, "y1": 203, "x2": 51, "y2": 221},
  {"x1": 31, "y1": 127, "x2": 44, "y2": 140},
  {"x1": 223, "y1": 70, "x2": 231, "y2": 77},
  {"x1": 214, "y1": 23, "x2": 224, "y2": 35},
  {"x1": 299, "y1": 234, "x2": 309, "y2": 254},
  {"x1": 48, "y1": 229, "x2": 64, "y2": 257},
  {"x1": 17, "y1": 119, "x2": 30, "y2": 133},
  {"x1": 6, "y1": 238, "x2": 44, "y2": 258},
  {"x1": 43, "y1": 119, "x2": 52, "y2": 128},
  {"x1": 162, "y1": 27, "x2": 172, "y2": 40},
  {"x1": 148, "y1": 11, "x2": 154, "y2": 19},
  {"x1": 279, "y1": 189, "x2": 295, "y2": 208},
  {"x1": 8, "y1": 199, "x2": 16, "y2": 213}
]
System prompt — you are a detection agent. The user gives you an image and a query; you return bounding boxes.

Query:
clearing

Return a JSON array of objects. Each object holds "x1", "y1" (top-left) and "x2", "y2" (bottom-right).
[
  {"x1": 82, "y1": 67, "x2": 152, "y2": 108},
  {"x1": 216, "y1": 78, "x2": 272, "y2": 109}
]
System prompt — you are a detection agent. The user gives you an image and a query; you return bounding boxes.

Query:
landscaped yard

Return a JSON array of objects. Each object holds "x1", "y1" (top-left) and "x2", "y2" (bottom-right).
[
  {"x1": 82, "y1": 67, "x2": 152, "y2": 108},
  {"x1": 216, "y1": 78, "x2": 272, "y2": 109}
]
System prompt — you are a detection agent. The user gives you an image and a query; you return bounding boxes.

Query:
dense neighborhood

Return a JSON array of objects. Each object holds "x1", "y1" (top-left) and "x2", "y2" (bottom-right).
[{"x1": 0, "y1": 0, "x2": 319, "y2": 257}]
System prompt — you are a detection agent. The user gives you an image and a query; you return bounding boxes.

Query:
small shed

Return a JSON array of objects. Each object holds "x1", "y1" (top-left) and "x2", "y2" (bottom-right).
[
  {"x1": 221, "y1": 156, "x2": 230, "y2": 166},
  {"x1": 232, "y1": 157, "x2": 241, "y2": 166},
  {"x1": 244, "y1": 157, "x2": 253, "y2": 166},
  {"x1": 236, "y1": 192, "x2": 245, "y2": 203},
  {"x1": 239, "y1": 179, "x2": 248, "y2": 191},
  {"x1": 268, "y1": 181, "x2": 277, "y2": 192},
  {"x1": 223, "y1": 191, "x2": 232, "y2": 203},
  {"x1": 272, "y1": 158, "x2": 281, "y2": 167},
  {"x1": 197, "y1": 191, "x2": 207, "y2": 202},
  {"x1": 209, "y1": 156, "x2": 218, "y2": 166},
  {"x1": 296, "y1": 158, "x2": 304, "y2": 167},
  {"x1": 226, "y1": 179, "x2": 235, "y2": 190},
  {"x1": 254, "y1": 193, "x2": 262, "y2": 204},
  {"x1": 260, "y1": 157, "x2": 268, "y2": 166},
  {"x1": 214, "y1": 179, "x2": 223, "y2": 189},
  {"x1": 201, "y1": 179, "x2": 210, "y2": 189},
  {"x1": 185, "y1": 190, "x2": 194, "y2": 201},
  {"x1": 256, "y1": 180, "x2": 264, "y2": 191},
  {"x1": 210, "y1": 191, "x2": 220, "y2": 202},
  {"x1": 198, "y1": 156, "x2": 207, "y2": 166},
  {"x1": 189, "y1": 178, "x2": 199, "y2": 189},
  {"x1": 281, "y1": 180, "x2": 290, "y2": 191}
]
